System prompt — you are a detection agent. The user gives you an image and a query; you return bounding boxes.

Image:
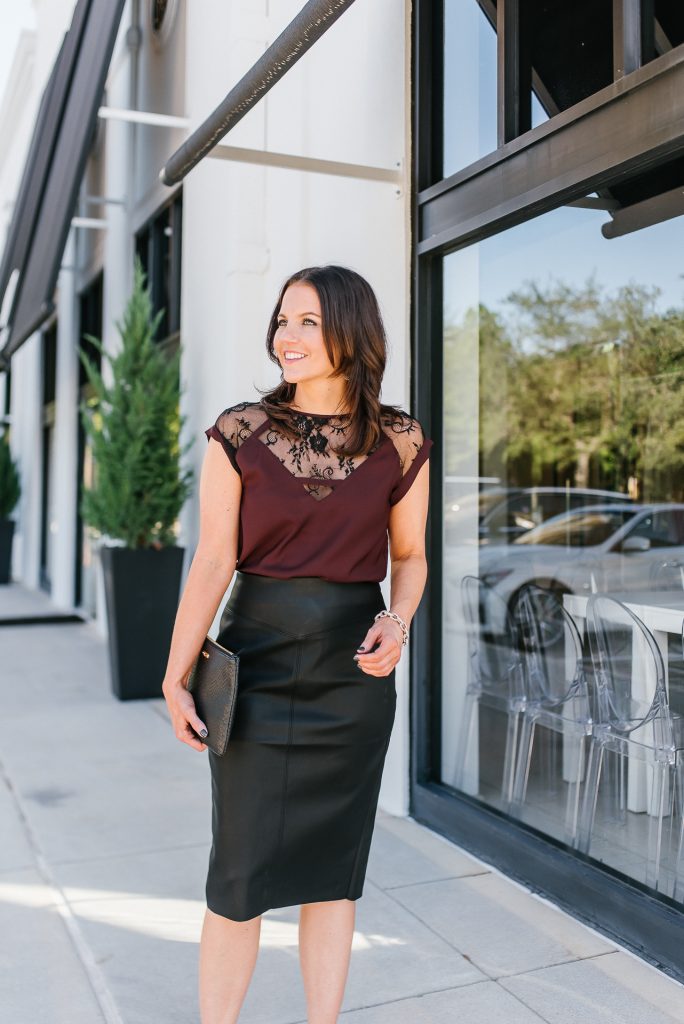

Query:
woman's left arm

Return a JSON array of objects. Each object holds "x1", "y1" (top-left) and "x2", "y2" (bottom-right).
[{"x1": 354, "y1": 459, "x2": 431, "y2": 677}]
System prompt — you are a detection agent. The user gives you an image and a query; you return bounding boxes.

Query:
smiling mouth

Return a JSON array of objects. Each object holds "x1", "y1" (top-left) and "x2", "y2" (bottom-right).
[{"x1": 283, "y1": 352, "x2": 308, "y2": 362}]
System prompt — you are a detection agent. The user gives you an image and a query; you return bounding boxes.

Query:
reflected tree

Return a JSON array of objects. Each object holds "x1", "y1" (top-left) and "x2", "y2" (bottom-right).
[{"x1": 444, "y1": 275, "x2": 684, "y2": 502}]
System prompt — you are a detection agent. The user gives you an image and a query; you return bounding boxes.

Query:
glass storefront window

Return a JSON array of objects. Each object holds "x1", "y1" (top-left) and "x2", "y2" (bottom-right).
[
  {"x1": 648, "y1": 3, "x2": 684, "y2": 65},
  {"x1": 441, "y1": 204, "x2": 684, "y2": 902},
  {"x1": 443, "y1": 1, "x2": 498, "y2": 177},
  {"x1": 443, "y1": 2, "x2": 571, "y2": 180}
]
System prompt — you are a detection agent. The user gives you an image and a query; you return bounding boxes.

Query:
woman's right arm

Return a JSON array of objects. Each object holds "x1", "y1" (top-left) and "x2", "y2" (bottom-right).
[{"x1": 161, "y1": 436, "x2": 242, "y2": 751}]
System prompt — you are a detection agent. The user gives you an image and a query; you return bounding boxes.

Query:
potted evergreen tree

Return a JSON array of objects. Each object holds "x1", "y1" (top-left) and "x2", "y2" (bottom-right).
[
  {"x1": 78, "y1": 258, "x2": 194, "y2": 699},
  {"x1": 0, "y1": 430, "x2": 20, "y2": 584}
]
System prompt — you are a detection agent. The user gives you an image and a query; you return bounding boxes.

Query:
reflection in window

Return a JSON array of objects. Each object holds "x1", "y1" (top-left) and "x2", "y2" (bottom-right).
[
  {"x1": 528, "y1": 0, "x2": 613, "y2": 111},
  {"x1": 441, "y1": 205, "x2": 684, "y2": 902},
  {"x1": 443, "y1": 1, "x2": 498, "y2": 176},
  {"x1": 649, "y1": 2, "x2": 684, "y2": 63},
  {"x1": 515, "y1": 508, "x2": 637, "y2": 548}
]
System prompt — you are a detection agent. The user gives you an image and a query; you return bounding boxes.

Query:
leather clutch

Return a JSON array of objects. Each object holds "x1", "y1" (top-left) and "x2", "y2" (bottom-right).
[{"x1": 186, "y1": 635, "x2": 239, "y2": 755}]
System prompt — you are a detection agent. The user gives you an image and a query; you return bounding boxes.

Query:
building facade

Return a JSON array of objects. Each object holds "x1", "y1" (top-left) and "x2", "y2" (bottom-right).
[{"x1": 1, "y1": 0, "x2": 683, "y2": 982}]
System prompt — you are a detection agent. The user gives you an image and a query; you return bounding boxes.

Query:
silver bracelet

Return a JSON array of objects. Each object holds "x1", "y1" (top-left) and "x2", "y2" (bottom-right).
[{"x1": 374, "y1": 609, "x2": 409, "y2": 646}]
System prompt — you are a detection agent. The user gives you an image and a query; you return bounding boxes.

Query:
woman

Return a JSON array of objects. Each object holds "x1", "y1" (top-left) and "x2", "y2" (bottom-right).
[{"x1": 162, "y1": 265, "x2": 432, "y2": 1024}]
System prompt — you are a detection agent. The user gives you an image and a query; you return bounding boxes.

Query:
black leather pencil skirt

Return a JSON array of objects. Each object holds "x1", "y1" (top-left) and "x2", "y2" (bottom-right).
[{"x1": 205, "y1": 571, "x2": 397, "y2": 922}]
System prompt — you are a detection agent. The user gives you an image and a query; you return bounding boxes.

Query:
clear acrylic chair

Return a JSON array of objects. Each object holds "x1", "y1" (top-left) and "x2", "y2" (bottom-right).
[
  {"x1": 454, "y1": 575, "x2": 526, "y2": 810},
  {"x1": 511, "y1": 584, "x2": 592, "y2": 846},
  {"x1": 674, "y1": 620, "x2": 684, "y2": 903},
  {"x1": 649, "y1": 558, "x2": 684, "y2": 592},
  {"x1": 579, "y1": 594, "x2": 684, "y2": 896}
]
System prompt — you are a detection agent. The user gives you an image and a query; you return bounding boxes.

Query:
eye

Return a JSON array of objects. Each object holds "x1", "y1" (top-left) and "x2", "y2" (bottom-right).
[{"x1": 276, "y1": 317, "x2": 317, "y2": 326}]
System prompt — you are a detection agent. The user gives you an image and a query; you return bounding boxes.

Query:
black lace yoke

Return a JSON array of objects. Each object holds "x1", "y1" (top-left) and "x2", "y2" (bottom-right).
[{"x1": 204, "y1": 400, "x2": 433, "y2": 582}]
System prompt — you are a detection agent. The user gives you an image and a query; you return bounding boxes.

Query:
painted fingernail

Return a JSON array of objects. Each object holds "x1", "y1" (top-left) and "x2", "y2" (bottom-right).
[
  {"x1": 357, "y1": 646, "x2": 366, "y2": 651},
  {"x1": 199, "y1": 728, "x2": 208, "y2": 738}
]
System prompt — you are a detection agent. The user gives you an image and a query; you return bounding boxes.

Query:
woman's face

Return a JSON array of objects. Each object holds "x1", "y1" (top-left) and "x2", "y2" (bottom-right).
[{"x1": 274, "y1": 282, "x2": 336, "y2": 383}]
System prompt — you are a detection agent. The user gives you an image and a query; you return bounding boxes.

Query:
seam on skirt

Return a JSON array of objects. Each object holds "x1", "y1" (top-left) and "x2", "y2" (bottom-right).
[
  {"x1": 345, "y1": 731, "x2": 392, "y2": 898},
  {"x1": 221, "y1": 606, "x2": 294, "y2": 637},
  {"x1": 274, "y1": 640, "x2": 302, "y2": 889},
  {"x1": 222, "y1": 605, "x2": 385, "y2": 641}
]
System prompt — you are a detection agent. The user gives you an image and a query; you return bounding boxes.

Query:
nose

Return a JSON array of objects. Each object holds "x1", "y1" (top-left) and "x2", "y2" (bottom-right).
[{"x1": 278, "y1": 326, "x2": 299, "y2": 345}]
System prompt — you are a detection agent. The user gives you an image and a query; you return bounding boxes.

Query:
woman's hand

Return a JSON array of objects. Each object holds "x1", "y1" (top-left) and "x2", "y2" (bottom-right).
[
  {"x1": 354, "y1": 616, "x2": 405, "y2": 677},
  {"x1": 162, "y1": 681, "x2": 209, "y2": 752}
]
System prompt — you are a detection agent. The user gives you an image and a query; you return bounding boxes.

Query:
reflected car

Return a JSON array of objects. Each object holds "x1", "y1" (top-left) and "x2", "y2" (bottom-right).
[
  {"x1": 444, "y1": 485, "x2": 634, "y2": 547},
  {"x1": 475, "y1": 503, "x2": 684, "y2": 621}
]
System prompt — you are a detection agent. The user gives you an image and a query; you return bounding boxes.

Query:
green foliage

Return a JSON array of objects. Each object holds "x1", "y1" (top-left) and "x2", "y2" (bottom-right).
[
  {"x1": 444, "y1": 275, "x2": 684, "y2": 502},
  {"x1": 77, "y1": 258, "x2": 194, "y2": 548},
  {"x1": 0, "y1": 431, "x2": 20, "y2": 519}
]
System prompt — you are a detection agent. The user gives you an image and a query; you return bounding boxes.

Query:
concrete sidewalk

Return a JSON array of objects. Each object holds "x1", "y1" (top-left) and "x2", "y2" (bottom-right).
[{"x1": 1, "y1": 583, "x2": 683, "y2": 1023}]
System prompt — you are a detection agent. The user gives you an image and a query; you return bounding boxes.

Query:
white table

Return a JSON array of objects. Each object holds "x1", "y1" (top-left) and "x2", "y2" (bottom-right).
[{"x1": 564, "y1": 591, "x2": 684, "y2": 815}]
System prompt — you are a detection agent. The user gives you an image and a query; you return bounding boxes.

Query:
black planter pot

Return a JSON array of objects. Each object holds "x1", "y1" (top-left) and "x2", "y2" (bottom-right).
[
  {"x1": 100, "y1": 544, "x2": 185, "y2": 700},
  {"x1": 0, "y1": 518, "x2": 15, "y2": 584}
]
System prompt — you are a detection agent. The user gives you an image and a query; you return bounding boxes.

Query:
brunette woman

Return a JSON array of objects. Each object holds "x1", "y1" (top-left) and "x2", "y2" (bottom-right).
[{"x1": 162, "y1": 265, "x2": 433, "y2": 1024}]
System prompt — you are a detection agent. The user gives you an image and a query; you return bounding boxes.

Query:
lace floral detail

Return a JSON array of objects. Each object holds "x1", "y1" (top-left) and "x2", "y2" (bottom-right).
[
  {"x1": 214, "y1": 401, "x2": 268, "y2": 451},
  {"x1": 206, "y1": 400, "x2": 432, "y2": 502}
]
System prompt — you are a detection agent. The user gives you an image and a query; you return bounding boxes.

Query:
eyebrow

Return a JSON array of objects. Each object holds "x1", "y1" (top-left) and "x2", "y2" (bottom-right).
[{"x1": 277, "y1": 311, "x2": 320, "y2": 317}]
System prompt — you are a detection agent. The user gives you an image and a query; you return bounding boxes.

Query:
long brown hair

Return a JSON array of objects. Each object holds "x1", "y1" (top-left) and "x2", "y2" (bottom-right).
[{"x1": 257, "y1": 265, "x2": 404, "y2": 458}]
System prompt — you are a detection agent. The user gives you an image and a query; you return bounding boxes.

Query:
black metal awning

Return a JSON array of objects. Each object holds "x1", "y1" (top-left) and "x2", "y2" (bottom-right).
[
  {"x1": 161, "y1": 0, "x2": 359, "y2": 186},
  {"x1": 0, "y1": 33, "x2": 74, "y2": 320},
  {"x1": 0, "y1": 0, "x2": 126, "y2": 370}
]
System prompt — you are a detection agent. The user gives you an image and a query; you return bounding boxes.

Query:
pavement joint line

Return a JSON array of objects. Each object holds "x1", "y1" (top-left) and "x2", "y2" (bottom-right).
[
  {"x1": 290, "y1": 976, "x2": 513, "y2": 1023},
  {"x1": 380, "y1": 869, "x2": 490, "y2": 890},
  {"x1": 497, "y1": 948, "x2": 619, "y2": 983},
  {"x1": 0, "y1": 754, "x2": 125, "y2": 1024},
  {"x1": 365, "y1": 873, "x2": 619, "y2": 989},
  {"x1": 405, "y1": 814, "x2": 684, "y2": 990},
  {"x1": 364, "y1": 874, "x2": 486, "y2": 965}
]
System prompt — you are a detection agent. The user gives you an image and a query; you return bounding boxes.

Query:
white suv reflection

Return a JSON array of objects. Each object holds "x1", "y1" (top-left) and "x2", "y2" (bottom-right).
[{"x1": 475, "y1": 503, "x2": 684, "y2": 614}]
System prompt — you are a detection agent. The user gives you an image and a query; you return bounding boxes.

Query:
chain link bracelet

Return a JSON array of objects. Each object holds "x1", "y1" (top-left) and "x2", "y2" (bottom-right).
[{"x1": 374, "y1": 609, "x2": 409, "y2": 646}]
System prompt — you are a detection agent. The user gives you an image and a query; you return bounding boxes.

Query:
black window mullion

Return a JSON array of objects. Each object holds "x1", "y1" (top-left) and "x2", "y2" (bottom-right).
[
  {"x1": 613, "y1": 0, "x2": 656, "y2": 76},
  {"x1": 410, "y1": 253, "x2": 443, "y2": 793},
  {"x1": 414, "y1": 0, "x2": 442, "y2": 189},
  {"x1": 497, "y1": 0, "x2": 532, "y2": 145}
]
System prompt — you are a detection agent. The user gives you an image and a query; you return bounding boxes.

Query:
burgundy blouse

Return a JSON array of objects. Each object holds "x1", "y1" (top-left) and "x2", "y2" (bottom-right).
[{"x1": 204, "y1": 400, "x2": 433, "y2": 583}]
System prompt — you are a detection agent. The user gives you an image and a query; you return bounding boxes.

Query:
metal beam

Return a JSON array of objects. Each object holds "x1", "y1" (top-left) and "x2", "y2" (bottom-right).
[
  {"x1": 71, "y1": 217, "x2": 107, "y2": 229},
  {"x1": 418, "y1": 46, "x2": 684, "y2": 255},
  {"x1": 98, "y1": 105, "x2": 190, "y2": 129},
  {"x1": 99, "y1": 104, "x2": 400, "y2": 184},
  {"x1": 160, "y1": 0, "x2": 359, "y2": 186},
  {"x1": 602, "y1": 183, "x2": 684, "y2": 237},
  {"x1": 82, "y1": 194, "x2": 125, "y2": 207},
  {"x1": 565, "y1": 196, "x2": 620, "y2": 211},
  {"x1": 208, "y1": 143, "x2": 402, "y2": 185}
]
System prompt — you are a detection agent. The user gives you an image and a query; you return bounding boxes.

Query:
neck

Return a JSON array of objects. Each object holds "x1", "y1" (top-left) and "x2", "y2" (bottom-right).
[{"x1": 288, "y1": 384, "x2": 349, "y2": 416}]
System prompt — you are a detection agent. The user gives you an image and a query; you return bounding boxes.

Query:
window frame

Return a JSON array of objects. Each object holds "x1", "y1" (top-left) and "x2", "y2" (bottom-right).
[{"x1": 411, "y1": 0, "x2": 684, "y2": 985}]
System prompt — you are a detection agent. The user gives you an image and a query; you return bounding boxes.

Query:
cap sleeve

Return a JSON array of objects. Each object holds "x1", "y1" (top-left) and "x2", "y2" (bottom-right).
[
  {"x1": 205, "y1": 408, "x2": 242, "y2": 476},
  {"x1": 388, "y1": 415, "x2": 433, "y2": 506}
]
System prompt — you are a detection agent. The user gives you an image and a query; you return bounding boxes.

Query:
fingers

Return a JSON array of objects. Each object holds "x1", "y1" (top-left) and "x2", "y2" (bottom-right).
[
  {"x1": 178, "y1": 719, "x2": 208, "y2": 752},
  {"x1": 176, "y1": 688, "x2": 208, "y2": 736},
  {"x1": 355, "y1": 625, "x2": 401, "y2": 677},
  {"x1": 165, "y1": 688, "x2": 208, "y2": 751}
]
